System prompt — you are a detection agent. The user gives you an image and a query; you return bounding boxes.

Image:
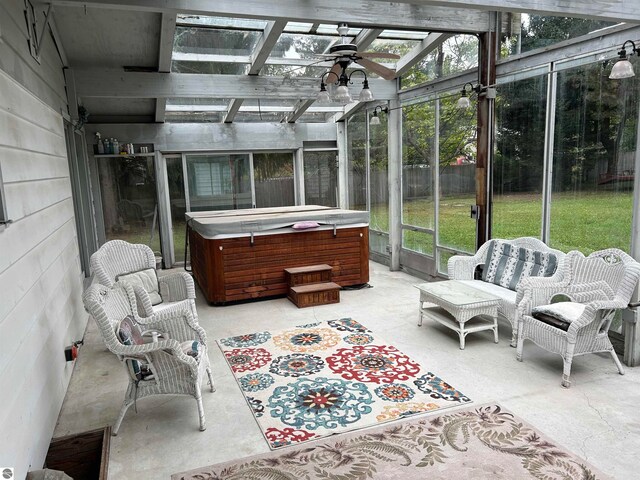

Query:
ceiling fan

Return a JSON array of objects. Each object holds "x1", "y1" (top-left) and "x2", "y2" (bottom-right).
[{"x1": 317, "y1": 23, "x2": 400, "y2": 81}]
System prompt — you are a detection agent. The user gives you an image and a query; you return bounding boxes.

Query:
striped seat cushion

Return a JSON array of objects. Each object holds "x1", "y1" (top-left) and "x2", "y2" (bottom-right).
[{"x1": 482, "y1": 240, "x2": 558, "y2": 291}]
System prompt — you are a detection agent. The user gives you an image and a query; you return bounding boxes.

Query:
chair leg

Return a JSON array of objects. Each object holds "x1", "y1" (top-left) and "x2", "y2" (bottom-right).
[
  {"x1": 207, "y1": 367, "x2": 216, "y2": 392},
  {"x1": 609, "y1": 349, "x2": 625, "y2": 375},
  {"x1": 561, "y1": 343, "x2": 576, "y2": 388},
  {"x1": 113, "y1": 399, "x2": 134, "y2": 436},
  {"x1": 510, "y1": 329, "x2": 517, "y2": 348},
  {"x1": 195, "y1": 384, "x2": 206, "y2": 431},
  {"x1": 516, "y1": 333, "x2": 525, "y2": 362}
]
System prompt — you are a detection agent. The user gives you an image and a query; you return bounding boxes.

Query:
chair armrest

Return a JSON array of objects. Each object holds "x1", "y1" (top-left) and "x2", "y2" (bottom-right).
[
  {"x1": 112, "y1": 338, "x2": 180, "y2": 356},
  {"x1": 516, "y1": 277, "x2": 573, "y2": 318},
  {"x1": 519, "y1": 280, "x2": 614, "y2": 308},
  {"x1": 118, "y1": 339, "x2": 199, "y2": 371},
  {"x1": 137, "y1": 303, "x2": 208, "y2": 346},
  {"x1": 128, "y1": 284, "x2": 155, "y2": 318},
  {"x1": 448, "y1": 254, "x2": 483, "y2": 280},
  {"x1": 565, "y1": 299, "x2": 629, "y2": 338},
  {"x1": 448, "y1": 239, "x2": 496, "y2": 280},
  {"x1": 159, "y1": 272, "x2": 196, "y2": 303}
]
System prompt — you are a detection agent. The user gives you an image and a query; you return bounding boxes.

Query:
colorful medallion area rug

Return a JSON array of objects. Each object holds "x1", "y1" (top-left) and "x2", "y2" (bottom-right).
[
  {"x1": 217, "y1": 318, "x2": 471, "y2": 450},
  {"x1": 173, "y1": 403, "x2": 609, "y2": 480}
]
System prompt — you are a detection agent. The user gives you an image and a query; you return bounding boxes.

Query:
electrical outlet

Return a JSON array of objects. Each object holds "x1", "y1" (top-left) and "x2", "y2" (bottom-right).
[{"x1": 64, "y1": 346, "x2": 74, "y2": 362}]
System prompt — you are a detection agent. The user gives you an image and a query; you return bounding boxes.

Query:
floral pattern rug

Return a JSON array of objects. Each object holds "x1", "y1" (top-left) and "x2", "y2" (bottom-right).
[
  {"x1": 216, "y1": 319, "x2": 471, "y2": 450},
  {"x1": 173, "y1": 404, "x2": 609, "y2": 480}
]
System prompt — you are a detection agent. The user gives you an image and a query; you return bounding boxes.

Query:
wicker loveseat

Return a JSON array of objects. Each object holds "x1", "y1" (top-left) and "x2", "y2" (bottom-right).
[{"x1": 448, "y1": 237, "x2": 566, "y2": 346}]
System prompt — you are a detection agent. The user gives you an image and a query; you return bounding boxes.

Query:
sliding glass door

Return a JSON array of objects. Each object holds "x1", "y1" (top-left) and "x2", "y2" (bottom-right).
[
  {"x1": 185, "y1": 154, "x2": 253, "y2": 211},
  {"x1": 96, "y1": 156, "x2": 161, "y2": 254}
]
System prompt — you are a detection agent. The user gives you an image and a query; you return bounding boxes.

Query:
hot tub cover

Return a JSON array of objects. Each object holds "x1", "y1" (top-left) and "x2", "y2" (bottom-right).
[{"x1": 185, "y1": 205, "x2": 369, "y2": 239}]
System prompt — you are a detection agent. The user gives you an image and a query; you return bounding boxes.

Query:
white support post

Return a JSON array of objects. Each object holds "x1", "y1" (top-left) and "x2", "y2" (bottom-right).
[
  {"x1": 294, "y1": 148, "x2": 305, "y2": 205},
  {"x1": 541, "y1": 63, "x2": 557, "y2": 243},
  {"x1": 154, "y1": 152, "x2": 175, "y2": 267},
  {"x1": 623, "y1": 100, "x2": 640, "y2": 367},
  {"x1": 388, "y1": 99, "x2": 402, "y2": 271},
  {"x1": 337, "y1": 122, "x2": 349, "y2": 209}
]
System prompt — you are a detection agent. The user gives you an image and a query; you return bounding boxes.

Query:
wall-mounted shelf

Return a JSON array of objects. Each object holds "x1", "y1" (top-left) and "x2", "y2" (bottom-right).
[
  {"x1": 93, "y1": 152, "x2": 155, "y2": 158},
  {"x1": 92, "y1": 142, "x2": 154, "y2": 156}
]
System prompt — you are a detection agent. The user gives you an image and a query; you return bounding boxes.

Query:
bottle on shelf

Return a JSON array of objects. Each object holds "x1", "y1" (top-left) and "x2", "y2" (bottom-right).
[
  {"x1": 96, "y1": 132, "x2": 104, "y2": 154},
  {"x1": 113, "y1": 139, "x2": 119, "y2": 155}
]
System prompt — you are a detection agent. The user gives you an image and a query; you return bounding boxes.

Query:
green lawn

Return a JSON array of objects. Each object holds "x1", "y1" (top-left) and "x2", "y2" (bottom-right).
[
  {"x1": 371, "y1": 190, "x2": 633, "y2": 256},
  {"x1": 112, "y1": 191, "x2": 633, "y2": 267}
]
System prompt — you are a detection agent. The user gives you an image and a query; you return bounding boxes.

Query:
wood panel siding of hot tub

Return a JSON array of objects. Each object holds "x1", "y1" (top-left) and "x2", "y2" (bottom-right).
[{"x1": 189, "y1": 226, "x2": 369, "y2": 304}]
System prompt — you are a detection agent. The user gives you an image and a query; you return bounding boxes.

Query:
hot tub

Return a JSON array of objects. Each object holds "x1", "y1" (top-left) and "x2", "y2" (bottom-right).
[{"x1": 186, "y1": 206, "x2": 370, "y2": 304}]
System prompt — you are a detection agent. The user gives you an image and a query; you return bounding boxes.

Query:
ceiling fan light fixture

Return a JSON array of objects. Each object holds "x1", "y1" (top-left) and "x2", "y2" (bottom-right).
[
  {"x1": 358, "y1": 79, "x2": 374, "y2": 102},
  {"x1": 317, "y1": 82, "x2": 332, "y2": 104},
  {"x1": 610, "y1": 41, "x2": 639, "y2": 79},
  {"x1": 334, "y1": 84, "x2": 352, "y2": 103}
]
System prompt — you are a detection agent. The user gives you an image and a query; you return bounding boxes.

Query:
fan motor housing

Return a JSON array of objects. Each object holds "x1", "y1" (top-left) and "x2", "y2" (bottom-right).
[{"x1": 329, "y1": 43, "x2": 358, "y2": 55}]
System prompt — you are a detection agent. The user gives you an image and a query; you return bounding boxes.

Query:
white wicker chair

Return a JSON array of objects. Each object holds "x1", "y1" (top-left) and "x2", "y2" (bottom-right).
[
  {"x1": 516, "y1": 248, "x2": 640, "y2": 388},
  {"x1": 448, "y1": 237, "x2": 566, "y2": 346},
  {"x1": 83, "y1": 282, "x2": 215, "y2": 435},
  {"x1": 90, "y1": 239, "x2": 197, "y2": 318}
]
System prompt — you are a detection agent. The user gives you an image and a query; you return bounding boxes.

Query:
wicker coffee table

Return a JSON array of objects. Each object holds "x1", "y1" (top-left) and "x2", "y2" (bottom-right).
[{"x1": 414, "y1": 280, "x2": 500, "y2": 350}]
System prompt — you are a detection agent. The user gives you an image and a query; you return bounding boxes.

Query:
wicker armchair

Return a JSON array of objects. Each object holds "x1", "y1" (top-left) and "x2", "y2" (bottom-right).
[
  {"x1": 90, "y1": 239, "x2": 197, "y2": 318},
  {"x1": 83, "y1": 282, "x2": 214, "y2": 435},
  {"x1": 448, "y1": 237, "x2": 566, "y2": 346},
  {"x1": 516, "y1": 249, "x2": 640, "y2": 388}
]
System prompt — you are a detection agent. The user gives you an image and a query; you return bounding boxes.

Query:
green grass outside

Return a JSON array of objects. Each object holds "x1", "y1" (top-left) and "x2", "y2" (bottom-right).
[
  {"x1": 113, "y1": 191, "x2": 633, "y2": 266},
  {"x1": 371, "y1": 190, "x2": 633, "y2": 256}
]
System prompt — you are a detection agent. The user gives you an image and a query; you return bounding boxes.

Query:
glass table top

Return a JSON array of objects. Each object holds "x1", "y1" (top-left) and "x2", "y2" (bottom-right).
[{"x1": 414, "y1": 280, "x2": 501, "y2": 307}]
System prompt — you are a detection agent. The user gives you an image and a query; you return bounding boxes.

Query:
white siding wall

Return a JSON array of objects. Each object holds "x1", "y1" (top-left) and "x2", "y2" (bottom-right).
[{"x1": 0, "y1": 1, "x2": 88, "y2": 477}]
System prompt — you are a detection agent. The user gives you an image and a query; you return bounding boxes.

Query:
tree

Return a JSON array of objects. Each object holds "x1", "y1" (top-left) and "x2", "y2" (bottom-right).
[
  {"x1": 519, "y1": 16, "x2": 614, "y2": 53},
  {"x1": 497, "y1": 16, "x2": 639, "y2": 194}
]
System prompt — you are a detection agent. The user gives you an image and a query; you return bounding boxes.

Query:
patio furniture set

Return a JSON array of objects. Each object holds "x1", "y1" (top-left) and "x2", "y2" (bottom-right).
[
  {"x1": 416, "y1": 237, "x2": 640, "y2": 388},
  {"x1": 82, "y1": 233, "x2": 640, "y2": 438}
]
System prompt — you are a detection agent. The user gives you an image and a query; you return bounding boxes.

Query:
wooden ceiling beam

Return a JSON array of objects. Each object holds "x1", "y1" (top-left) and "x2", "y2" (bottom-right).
[
  {"x1": 284, "y1": 99, "x2": 315, "y2": 123},
  {"x1": 354, "y1": 28, "x2": 384, "y2": 50},
  {"x1": 368, "y1": 0, "x2": 640, "y2": 24},
  {"x1": 73, "y1": 69, "x2": 398, "y2": 100},
  {"x1": 155, "y1": 13, "x2": 177, "y2": 122},
  {"x1": 223, "y1": 98, "x2": 244, "y2": 123},
  {"x1": 395, "y1": 33, "x2": 452, "y2": 78},
  {"x1": 50, "y1": 0, "x2": 499, "y2": 33},
  {"x1": 248, "y1": 19, "x2": 287, "y2": 75}
]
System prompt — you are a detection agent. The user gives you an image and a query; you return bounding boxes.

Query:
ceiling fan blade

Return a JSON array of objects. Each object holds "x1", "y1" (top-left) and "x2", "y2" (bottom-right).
[
  {"x1": 358, "y1": 52, "x2": 401, "y2": 60},
  {"x1": 355, "y1": 58, "x2": 397, "y2": 80},
  {"x1": 327, "y1": 62, "x2": 342, "y2": 82}
]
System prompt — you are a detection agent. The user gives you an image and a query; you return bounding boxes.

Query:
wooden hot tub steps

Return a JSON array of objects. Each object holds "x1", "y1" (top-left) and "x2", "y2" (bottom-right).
[
  {"x1": 288, "y1": 282, "x2": 341, "y2": 308},
  {"x1": 284, "y1": 264, "x2": 333, "y2": 287},
  {"x1": 285, "y1": 264, "x2": 340, "y2": 307}
]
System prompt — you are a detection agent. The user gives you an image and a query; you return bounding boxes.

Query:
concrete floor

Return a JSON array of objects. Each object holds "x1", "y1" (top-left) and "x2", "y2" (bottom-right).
[{"x1": 55, "y1": 261, "x2": 640, "y2": 479}]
